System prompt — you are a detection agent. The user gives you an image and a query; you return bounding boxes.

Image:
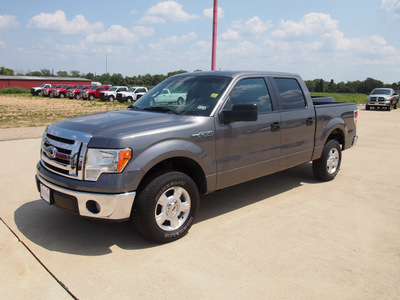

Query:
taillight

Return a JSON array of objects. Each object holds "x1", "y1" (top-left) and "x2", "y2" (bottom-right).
[{"x1": 354, "y1": 110, "x2": 358, "y2": 124}]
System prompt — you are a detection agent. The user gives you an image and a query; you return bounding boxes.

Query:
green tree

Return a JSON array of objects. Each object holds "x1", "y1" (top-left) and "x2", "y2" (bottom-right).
[
  {"x1": 70, "y1": 70, "x2": 81, "y2": 77},
  {"x1": 0, "y1": 66, "x2": 14, "y2": 75},
  {"x1": 56, "y1": 70, "x2": 69, "y2": 77},
  {"x1": 40, "y1": 69, "x2": 52, "y2": 76}
]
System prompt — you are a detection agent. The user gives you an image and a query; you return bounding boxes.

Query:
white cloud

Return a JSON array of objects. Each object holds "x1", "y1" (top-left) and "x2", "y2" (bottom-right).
[
  {"x1": 86, "y1": 25, "x2": 138, "y2": 44},
  {"x1": 236, "y1": 16, "x2": 272, "y2": 35},
  {"x1": 271, "y1": 12, "x2": 338, "y2": 39},
  {"x1": 203, "y1": 6, "x2": 224, "y2": 19},
  {"x1": 139, "y1": 1, "x2": 198, "y2": 24},
  {"x1": 132, "y1": 26, "x2": 154, "y2": 38},
  {"x1": 28, "y1": 10, "x2": 103, "y2": 35},
  {"x1": 382, "y1": 0, "x2": 400, "y2": 15},
  {"x1": 0, "y1": 15, "x2": 19, "y2": 29},
  {"x1": 220, "y1": 29, "x2": 239, "y2": 41}
]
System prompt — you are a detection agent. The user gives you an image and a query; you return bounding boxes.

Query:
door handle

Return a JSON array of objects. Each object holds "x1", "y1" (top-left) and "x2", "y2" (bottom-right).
[
  {"x1": 271, "y1": 122, "x2": 280, "y2": 132},
  {"x1": 306, "y1": 117, "x2": 314, "y2": 126}
]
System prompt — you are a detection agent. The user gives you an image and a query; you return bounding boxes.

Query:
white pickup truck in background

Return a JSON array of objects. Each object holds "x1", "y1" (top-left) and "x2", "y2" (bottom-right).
[
  {"x1": 116, "y1": 86, "x2": 148, "y2": 103},
  {"x1": 150, "y1": 88, "x2": 186, "y2": 105}
]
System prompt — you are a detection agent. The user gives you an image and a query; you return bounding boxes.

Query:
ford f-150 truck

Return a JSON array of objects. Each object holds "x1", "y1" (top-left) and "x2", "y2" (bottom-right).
[
  {"x1": 50, "y1": 85, "x2": 75, "y2": 98},
  {"x1": 365, "y1": 88, "x2": 399, "y2": 111},
  {"x1": 80, "y1": 85, "x2": 111, "y2": 101},
  {"x1": 116, "y1": 86, "x2": 148, "y2": 103},
  {"x1": 99, "y1": 86, "x2": 128, "y2": 102},
  {"x1": 150, "y1": 88, "x2": 186, "y2": 105},
  {"x1": 36, "y1": 71, "x2": 358, "y2": 243},
  {"x1": 31, "y1": 83, "x2": 51, "y2": 96}
]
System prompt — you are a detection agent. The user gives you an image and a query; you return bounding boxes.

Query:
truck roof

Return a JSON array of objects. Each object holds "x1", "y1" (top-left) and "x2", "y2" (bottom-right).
[{"x1": 171, "y1": 70, "x2": 300, "y2": 79}]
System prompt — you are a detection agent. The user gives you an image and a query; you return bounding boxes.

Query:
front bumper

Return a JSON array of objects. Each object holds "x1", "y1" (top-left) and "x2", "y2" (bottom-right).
[
  {"x1": 366, "y1": 100, "x2": 390, "y2": 107},
  {"x1": 36, "y1": 174, "x2": 136, "y2": 221}
]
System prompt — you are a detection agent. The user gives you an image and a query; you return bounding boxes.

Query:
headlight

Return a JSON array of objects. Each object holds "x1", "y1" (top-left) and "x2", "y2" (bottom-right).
[{"x1": 85, "y1": 148, "x2": 132, "y2": 181}]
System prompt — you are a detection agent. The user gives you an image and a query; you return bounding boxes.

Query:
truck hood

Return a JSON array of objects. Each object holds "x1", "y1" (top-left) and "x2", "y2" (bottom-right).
[{"x1": 50, "y1": 110, "x2": 195, "y2": 148}]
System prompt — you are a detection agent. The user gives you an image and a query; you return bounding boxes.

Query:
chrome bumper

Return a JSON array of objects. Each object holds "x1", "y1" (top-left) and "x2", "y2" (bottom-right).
[
  {"x1": 36, "y1": 174, "x2": 136, "y2": 220},
  {"x1": 352, "y1": 135, "x2": 358, "y2": 147}
]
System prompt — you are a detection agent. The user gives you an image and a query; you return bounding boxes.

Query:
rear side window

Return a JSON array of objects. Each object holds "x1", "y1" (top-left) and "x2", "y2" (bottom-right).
[
  {"x1": 228, "y1": 78, "x2": 272, "y2": 113},
  {"x1": 273, "y1": 78, "x2": 306, "y2": 110}
]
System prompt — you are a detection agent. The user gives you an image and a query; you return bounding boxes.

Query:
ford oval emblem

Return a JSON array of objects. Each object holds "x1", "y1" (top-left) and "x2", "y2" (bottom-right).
[{"x1": 45, "y1": 146, "x2": 58, "y2": 159}]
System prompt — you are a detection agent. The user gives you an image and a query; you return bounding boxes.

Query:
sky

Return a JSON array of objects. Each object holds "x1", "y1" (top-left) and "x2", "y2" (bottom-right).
[{"x1": 1, "y1": 0, "x2": 400, "y2": 83}]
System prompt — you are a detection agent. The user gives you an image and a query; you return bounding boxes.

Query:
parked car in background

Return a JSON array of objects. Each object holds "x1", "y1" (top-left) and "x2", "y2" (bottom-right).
[
  {"x1": 42, "y1": 84, "x2": 60, "y2": 97},
  {"x1": 80, "y1": 85, "x2": 111, "y2": 101},
  {"x1": 116, "y1": 86, "x2": 148, "y2": 103},
  {"x1": 366, "y1": 88, "x2": 399, "y2": 111},
  {"x1": 67, "y1": 85, "x2": 90, "y2": 99},
  {"x1": 31, "y1": 83, "x2": 51, "y2": 96},
  {"x1": 150, "y1": 88, "x2": 186, "y2": 105},
  {"x1": 99, "y1": 86, "x2": 128, "y2": 102},
  {"x1": 50, "y1": 85, "x2": 75, "y2": 99}
]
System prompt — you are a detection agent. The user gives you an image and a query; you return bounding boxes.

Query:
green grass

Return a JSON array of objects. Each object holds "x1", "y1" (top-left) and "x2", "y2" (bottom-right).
[{"x1": 311, "y1": 92, "x2": 366, "y2": 104}]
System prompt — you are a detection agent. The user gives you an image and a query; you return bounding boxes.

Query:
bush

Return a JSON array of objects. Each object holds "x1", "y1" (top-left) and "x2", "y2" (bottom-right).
[{"x1": 0, "y1": 87, "x2": 30, "y2": 94}]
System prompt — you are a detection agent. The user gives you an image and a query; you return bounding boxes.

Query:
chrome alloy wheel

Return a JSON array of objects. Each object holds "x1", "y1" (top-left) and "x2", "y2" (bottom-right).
[
  {"x1": 326, "y1": 148, "x2": 339, "y2": 174},
  {"x1": 155, "y1": 186, "x2": 191, "y2": 231}
]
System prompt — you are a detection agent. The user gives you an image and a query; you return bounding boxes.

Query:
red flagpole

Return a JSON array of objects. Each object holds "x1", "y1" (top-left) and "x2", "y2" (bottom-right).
[{"x1": 211, "y1": 0, "x2": 218, "y2": 70}]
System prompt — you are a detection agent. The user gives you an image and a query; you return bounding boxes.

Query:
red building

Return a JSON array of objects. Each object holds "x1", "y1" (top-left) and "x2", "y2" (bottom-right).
[{"x1": 0, "y1": 75, "x2": 91, "y2": 90}]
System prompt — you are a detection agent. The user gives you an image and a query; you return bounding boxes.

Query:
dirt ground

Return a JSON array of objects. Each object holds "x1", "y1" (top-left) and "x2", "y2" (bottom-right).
[{"x1": 0, "y1": 95, "x2": 126, "y2": 128}]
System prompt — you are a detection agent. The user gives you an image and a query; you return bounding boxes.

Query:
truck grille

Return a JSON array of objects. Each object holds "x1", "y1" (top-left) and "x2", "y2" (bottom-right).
[
  {"x1": 40, "y1": 126, "x2": 92, "y2": 180},
  {"x1": 370, "y1": 97, "x2": 385, "y2": 102}
]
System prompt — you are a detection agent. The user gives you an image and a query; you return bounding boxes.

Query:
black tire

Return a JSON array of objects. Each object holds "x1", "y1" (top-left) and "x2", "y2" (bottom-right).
[
  {"x1": 388, "y1": 104, "x2": 392, "y2": 111},
  {"x1": 312, "y1": 139, "x2": 342, "y2": 181},
  {"x1": 89, "y1": 94, "x2": 95, "y2": 101},
  {"x1": 132, "y1": 171, "x2": 199, "y2": 243},
  {"x1": 109, "y1": 95, "x2": 114, "y2": 102},
  {"x1": 75, "y1": 93, "x2": 80, "y2": 100},
  {"x1": 59, "y1": 93, "x2": 65, "y2": 99},
  {"x1": 127, "y1": 97, "x2": 133, "y2": 103},
  {"x1": 177, "y1": 97, "x2": 184, "y2": 105}
]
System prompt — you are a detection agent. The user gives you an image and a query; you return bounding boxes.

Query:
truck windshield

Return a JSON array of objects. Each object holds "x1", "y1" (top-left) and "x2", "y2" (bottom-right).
[
  {"x1": 371, "y1": 89, "x2": 391, "y2": 95},
  {"x1": 133, "y1": 75, "x2": 231, "y2": 116}
]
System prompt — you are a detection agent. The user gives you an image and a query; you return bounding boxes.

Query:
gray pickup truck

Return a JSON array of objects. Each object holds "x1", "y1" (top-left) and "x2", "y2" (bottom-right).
[{"x1": 36, "y1": 71, "x2": 358, "y2": 243}]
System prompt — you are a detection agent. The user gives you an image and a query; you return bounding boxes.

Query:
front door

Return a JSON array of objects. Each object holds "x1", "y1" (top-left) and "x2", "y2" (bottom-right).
[{"x1": 215, "y1": 77, "x2": 281, "y2": 190}]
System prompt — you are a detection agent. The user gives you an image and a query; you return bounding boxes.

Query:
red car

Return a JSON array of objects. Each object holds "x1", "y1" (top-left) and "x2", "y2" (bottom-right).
[
  {"x1": 67, "y1": 85, "x2": 91, "y2": 99},
  {"x1": 80, "y1": 85, "x2": 111, "y2": 101},
  {"x1": 50, "y1": 85, "x2": 76, "y2": 98},
  {"x1": 41, "y1": 84, "x2": 58, "y2": 97}
]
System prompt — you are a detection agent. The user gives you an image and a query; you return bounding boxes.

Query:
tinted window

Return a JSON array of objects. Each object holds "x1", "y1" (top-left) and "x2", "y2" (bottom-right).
[
  {"x1": 228, "y1": 78, "x2": 272, "y2": 113},
  {"x1": 273, "y1": 78, "x2": 306, "y2": 110}
]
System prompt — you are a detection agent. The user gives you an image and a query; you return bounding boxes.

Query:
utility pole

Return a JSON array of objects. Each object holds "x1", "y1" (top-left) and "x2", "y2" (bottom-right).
[{"x1": 211, "y1": 0, "x2": 218, "y2": 70}]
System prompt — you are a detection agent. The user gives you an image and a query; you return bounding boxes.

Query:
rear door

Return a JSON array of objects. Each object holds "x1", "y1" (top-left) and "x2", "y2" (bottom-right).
[
  {"x1": 268, "y1": 77, "x2": 315, "y2": 171},
  {"x1": 215, "y1": 77, "x2": 281, "y2": 189}
]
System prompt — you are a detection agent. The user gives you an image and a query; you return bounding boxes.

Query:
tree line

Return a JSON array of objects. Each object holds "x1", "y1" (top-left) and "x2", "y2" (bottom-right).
[{"x1": 1, "y1": 66, "x2": 399, "y2": 93}]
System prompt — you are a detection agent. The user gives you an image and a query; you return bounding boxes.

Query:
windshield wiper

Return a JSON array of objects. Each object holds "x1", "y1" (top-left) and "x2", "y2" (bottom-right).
[
  {"x1": 143, "y1": 106, "x2": 180, "y2": 115},
  {"x1": 127, "y1": 104, "x2": 140, "y2": 110}
]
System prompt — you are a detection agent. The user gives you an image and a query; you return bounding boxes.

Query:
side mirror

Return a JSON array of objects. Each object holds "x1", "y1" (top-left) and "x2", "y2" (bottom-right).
[{"x1": 221, "y1": 104, "x2": 258, "y2": 124}]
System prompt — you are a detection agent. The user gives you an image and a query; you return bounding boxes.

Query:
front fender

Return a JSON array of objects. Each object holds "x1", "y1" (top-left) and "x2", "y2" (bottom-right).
[{"x1": 126, "y1": 138, "x2": 216, "y2": 191}]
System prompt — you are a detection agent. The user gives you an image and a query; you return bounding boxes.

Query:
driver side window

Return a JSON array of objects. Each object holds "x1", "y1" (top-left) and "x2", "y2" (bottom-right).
[{"x1": 227, "y1": 78, "x2": 272, "y2": 113}]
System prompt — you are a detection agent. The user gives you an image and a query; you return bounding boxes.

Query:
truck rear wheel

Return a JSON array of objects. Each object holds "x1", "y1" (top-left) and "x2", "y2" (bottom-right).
[
  {"x1": 132, "y1": 171, "x2": 199, "y2": 243},
  {"x1": 312, "y1": 139, "x2": 342, "y2": 181}
]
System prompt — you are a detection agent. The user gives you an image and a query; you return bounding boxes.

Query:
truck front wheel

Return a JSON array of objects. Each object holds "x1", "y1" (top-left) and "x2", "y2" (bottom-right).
[
  {"x1": 312, "y1": 139, "x2": 342, "y2": 181},
  {"x1": 132, "y1": 171, "x2": 199, "y2": 243}
]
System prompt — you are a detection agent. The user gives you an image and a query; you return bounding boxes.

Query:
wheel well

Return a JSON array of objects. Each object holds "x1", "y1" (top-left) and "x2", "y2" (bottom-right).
[
  {"x1": 137, "y1": 157, "x2": 207, "y2": 195},
  {"x1": 327, "y1": 129, "x2": 344, "y2": 149}
]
